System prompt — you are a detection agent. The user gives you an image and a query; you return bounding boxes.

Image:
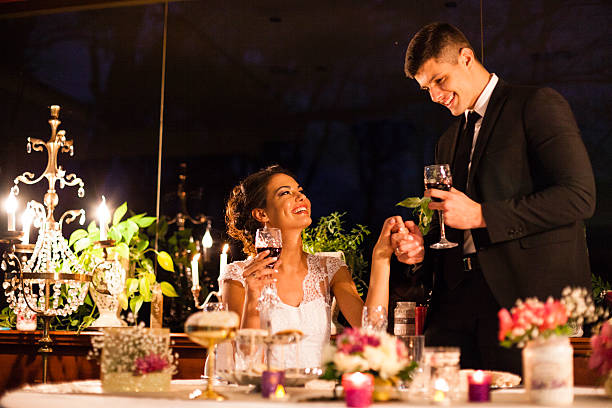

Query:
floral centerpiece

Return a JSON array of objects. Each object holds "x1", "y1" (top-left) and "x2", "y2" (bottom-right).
[
  {"x1": 320, "y1": 327, "x2": 417, "y2": 401},
  {"x1": 89, "y1": 323, "x2": 177, "y2": 392},
  {"x1": 498, "y1": 286, "x2": 607, "y2": 406},
  {"x1": 589, "y1": 318, "x2": 612, "y2": 397}
]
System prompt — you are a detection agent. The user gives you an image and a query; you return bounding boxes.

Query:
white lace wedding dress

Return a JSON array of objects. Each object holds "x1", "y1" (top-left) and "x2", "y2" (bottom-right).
[{"x1": 218, "y1": 253, "x2": 345, "y2": 369}]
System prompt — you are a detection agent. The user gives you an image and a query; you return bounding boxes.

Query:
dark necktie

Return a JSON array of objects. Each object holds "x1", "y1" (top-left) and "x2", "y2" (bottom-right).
[{"x1": 453, "y1": 111, "x2": 480, "y2": 193}]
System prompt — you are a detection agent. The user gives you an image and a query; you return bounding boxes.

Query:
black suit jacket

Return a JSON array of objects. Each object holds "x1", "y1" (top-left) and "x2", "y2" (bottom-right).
[{"x1": 424, "y1": 79, "x2": 596, "y2": 308}]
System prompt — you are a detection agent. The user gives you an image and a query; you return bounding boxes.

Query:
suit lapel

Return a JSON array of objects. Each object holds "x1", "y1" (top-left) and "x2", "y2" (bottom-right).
[
  {"x1": 467, "y1": 80, "x2": 510, "y2": 194},
  {"x1": 438, "y1": 117, "x2": 463, "y2": 166}
]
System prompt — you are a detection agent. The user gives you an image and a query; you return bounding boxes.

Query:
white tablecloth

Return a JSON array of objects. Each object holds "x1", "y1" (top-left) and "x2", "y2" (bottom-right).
[{"x1": 0, "y1": 380, "x2": 609, "y2": 407}]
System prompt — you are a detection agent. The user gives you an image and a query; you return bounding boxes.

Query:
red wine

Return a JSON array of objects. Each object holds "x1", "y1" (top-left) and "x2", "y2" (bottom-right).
[
  {"x1": 256, "y1": 246, "x2": 281, "y2": 267},
  {"x1": 426, "y1": 182, "x2": 451, "y2": 202}
]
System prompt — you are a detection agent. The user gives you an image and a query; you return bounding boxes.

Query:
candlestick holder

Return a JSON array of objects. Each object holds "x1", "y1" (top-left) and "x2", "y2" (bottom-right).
[
  {"x1": 89, "y1": 240, "x2": 126, "y2": 328},
  {"x1": 0, "y1": 105, "x2": 92, "y2": 383}
]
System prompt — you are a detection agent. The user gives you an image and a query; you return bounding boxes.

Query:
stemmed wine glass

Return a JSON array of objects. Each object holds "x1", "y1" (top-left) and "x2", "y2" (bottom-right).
[
  {"x1": 255, "y1": 227, "x2": 282, "y2": 312},
  {"x1": 185, "y1": 304, "x2": 239, "y2": 400},
  {"x1": 424, "y1": 164, "x2": 458, "y2": 249}
]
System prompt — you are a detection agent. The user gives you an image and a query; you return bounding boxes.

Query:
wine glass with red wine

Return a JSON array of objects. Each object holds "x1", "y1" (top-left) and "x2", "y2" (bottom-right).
[
  {"x1": 255, "y1": 227, "x2": 282, "y2": 311},
  {"x1": 424, "y1": 164, "x2": 458, "y2": 249}
]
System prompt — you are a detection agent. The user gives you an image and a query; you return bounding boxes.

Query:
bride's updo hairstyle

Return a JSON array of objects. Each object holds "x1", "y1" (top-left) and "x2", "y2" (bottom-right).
[{"x1": 226, "y1": 165, "x2": 294, "y2": 256}]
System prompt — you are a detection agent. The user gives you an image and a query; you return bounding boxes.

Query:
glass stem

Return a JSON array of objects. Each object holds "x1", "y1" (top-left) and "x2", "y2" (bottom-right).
[
  {"x1": 439, "y1": 210, "x2": 448, "y2": 240},
  {"x1": 207, "y1": 342, "x2": 216, "y2": 392}
]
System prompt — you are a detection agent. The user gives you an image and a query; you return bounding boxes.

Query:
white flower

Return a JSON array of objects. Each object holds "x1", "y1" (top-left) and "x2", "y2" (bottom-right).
[{"x1": 333, "y1": 352, "x2": 369, "y2": 373}]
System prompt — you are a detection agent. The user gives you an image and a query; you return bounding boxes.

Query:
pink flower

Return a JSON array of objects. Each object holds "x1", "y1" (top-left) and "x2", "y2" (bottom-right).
[
  {"x1": 133, "y1": 353, "x2": 169, "y2": 375},
  {"x1": 589, "y1": 320, "x2": 612, "y2": 376},
  {"x1": 498, "y1": 308, "x2": 513, "y2": 341}
]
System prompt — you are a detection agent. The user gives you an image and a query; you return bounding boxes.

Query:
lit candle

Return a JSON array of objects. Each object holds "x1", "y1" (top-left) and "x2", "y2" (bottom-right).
[
  {"x1": 468, "y1": 370, "x2": 491, "y2": 402},
  {"x1": 191, "y1": 253, "x2": 200, "y2": 288},
  {"x1": 262, "y1": 370, "x2": 285, "y2": 398},
  {"x1": 21, "y1": 207, "x2": 33, "y2": 244},
  {"x1": 219, "y1": 243, "x2": 229, "y2": 276},
  {"x1": 97, "y1": 196, "x2": 110, "y2": 241},
  {"x1": 5, "y1": 192, "x2": 17, "y2": 231},
  {"x1": 432, "y1": 377, "x2": 450, "y2": 405},
  {"x1": 341, "y1": 372, "x2": 374, "y2": 407},
  {"x1": 269, "y1": 384, "x2": 290, "y2": 401}
]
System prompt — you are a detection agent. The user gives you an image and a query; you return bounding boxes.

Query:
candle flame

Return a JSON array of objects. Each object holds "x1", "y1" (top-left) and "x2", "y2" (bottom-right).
[
  {"x1": 202, "y1": 228, "x2": 213, "y2": 248},
  {"x1": 193, "y1": 253, "x2": 201, "y2": 262},
  {"x1": 97, "y1": 196, "x2": 110, "y2": 222},
  {"x1": 473, "y1": 370, "x2": 484, "y2": 383},
  {"x1": 434, "y1": 377, "x2": 449, "y2": 392},
  {"x1": 222, "y1": 243, "x2": 229, "y2": 254},
  {"x1": 274, "y1": 384, "x2": 286, "y2": 398}
]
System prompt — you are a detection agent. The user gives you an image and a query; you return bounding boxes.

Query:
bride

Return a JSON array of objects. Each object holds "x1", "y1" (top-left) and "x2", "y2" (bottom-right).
[{"x1": 219, "y1": 165, "x2": 419, "y2": 369}]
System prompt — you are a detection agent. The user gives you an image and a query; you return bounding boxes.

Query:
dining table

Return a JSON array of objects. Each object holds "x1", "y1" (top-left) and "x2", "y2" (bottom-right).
[{"x1": 0, "y1": 379, "x2": 609, "y2": 408}]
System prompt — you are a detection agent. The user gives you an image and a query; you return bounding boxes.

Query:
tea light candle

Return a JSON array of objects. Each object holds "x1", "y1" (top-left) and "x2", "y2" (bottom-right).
[
  {"x1": 262, "y1": 370, "x2": 285, "y2": 398},
  {"x1": 219, "y1": 243, "x2": 228, "y2": 276},
  {"x1": 97, "y1": 196, "x2": 110, "y2": 241},
  {"x1": 342, "y1": 372, "x2": 374, "y2": 407},
  {"x1": 5, "y1": 192, "x2": 17, "y2": 232},
  {"x1": 269, "y1": 384, "x2": 290, "y2": 401},
  {"x1": 432, "y1": 377, "x2": 450, "y2": 405},
  {"x1": 468, "y1": 370, "x2": 491, "y2": 402},
  {"x1": 191, "y1": 253, "x2": 200, "y2": 287}
]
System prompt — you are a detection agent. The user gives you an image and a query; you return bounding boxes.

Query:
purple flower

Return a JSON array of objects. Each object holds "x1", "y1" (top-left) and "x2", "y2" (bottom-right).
[{"x1": 133, "y1": 353, "x2": 169, "y2": 375}]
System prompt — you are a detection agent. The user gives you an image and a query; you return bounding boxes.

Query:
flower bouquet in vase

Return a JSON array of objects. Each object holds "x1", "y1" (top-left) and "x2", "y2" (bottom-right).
[
  {"x1": 498, "y1": 286, "x2": 607, "y2": 405},
  {"x1": 89, "y1": 324, "x2": 177, "y2": 392},
  {"x1": 589, "y1": 318, "x2": 612, "y2": 398},
  {"x1": 320, "y1": 327, "x2": 417, "y2": 401}
]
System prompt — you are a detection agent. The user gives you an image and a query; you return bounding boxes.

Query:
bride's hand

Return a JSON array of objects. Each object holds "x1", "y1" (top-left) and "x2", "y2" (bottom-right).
[
  {"x1": 242, "y1": 251, "x2": 279, "y2": 298},
  {"x1": 372, "y1": 216, "x2": 403, "y2": 260}
]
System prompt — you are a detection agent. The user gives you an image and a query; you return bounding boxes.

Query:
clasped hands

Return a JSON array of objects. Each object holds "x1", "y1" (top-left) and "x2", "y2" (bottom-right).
[{"x1": 390, "y1": 187, "x2": 485, "y2": 264}]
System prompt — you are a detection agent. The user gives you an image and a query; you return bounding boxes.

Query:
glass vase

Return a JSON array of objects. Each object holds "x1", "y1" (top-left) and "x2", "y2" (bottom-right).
[{"x1": 522, "y1": 335, "x2": 573, "y2": 405}]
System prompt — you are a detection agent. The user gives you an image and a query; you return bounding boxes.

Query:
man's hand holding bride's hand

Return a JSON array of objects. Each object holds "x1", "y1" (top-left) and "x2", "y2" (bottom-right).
[
  {"x1": 372, "y1": 216, "x2": 404, "y2": 260},
  {"x1": 391, "y1": 220, "x2": 424, "y2": 265},
  {"x1": 242, "y1": 251, "x2": 279, "y2": 298}
]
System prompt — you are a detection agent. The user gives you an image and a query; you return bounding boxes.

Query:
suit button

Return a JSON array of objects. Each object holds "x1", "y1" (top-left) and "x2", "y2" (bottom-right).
[{"x1": 507, "y1": 228, "x2": 515, "y2": 235}]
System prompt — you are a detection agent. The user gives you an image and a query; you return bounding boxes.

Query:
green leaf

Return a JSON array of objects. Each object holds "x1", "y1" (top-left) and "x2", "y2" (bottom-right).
[
  {"x1": 135, "y1": 238, "x2": 149, "y2": 253},
  {"x1": 157, "y1": 251, "x2": 174, "y2": 272},
  {"x1": 135, "y1": 216, "x2": 156, "y2": 228},
  {"x1": 112, "y1": 202, "x2": 128, "y2": 226},
  {"x1": 69, "y1": 229, "x2": 88, "y2": 247},
  {"x1": 118, "y1": 292, "x2": 128, "y2": 310},
  {"x1": 130, "y1": 295, "x2": 144, "y2": 315},
  {"x1": 142, "y1": 258, "x2": 154, "y2": 273},
  {"x1": 396, "y1": 197, "x2": 423, "y2": 208},
  {"x1": 87, "y1": 220, "x2": 98, "y2": 234},
  {"x1": 108, "y1": 226, "x2": 122, "y2": 243},
  {"x1": 126, "y1": 278, "x2": 139, "y2": 297},
  {"x1": 140, "y1": 277, "x2": 151, "y2": 302},
  {"x1": 74, "y1": 237, "x2": 91, "y2": 254},
  {"x1": 115, "y1": 242, "x2": 130, "y2": 260},
  {"x1": 160, "y1": 281, "x2": 179, "y2": 297},
  {"x1": 146, "y1": 272, "x2": 157, "y2": 286},
  {"x1": 122, "y1": 220, "x2": 139, "y2": 245}
]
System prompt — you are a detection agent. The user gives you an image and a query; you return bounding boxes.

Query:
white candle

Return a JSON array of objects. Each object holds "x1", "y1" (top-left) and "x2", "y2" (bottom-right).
[
  {"x1": 5, "y1": 192, "x2": 17, "y2": 232},
  {"x1": 97, "y1": 196, "x2": 110, "y2": 241},
  {"x1": 220, "y1": 244, "x2": 229, "y2": 276},
  {"x1": 191, "y1": 253, "x2": 200, "y2": 287},
  {"x1": 21, "y1": 208, "x2": 33, "y2": 244}
]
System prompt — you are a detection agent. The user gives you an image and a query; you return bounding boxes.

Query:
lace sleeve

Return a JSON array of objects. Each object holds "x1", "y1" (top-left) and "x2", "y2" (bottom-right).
[
  {"x1": 324, "y1": 255, "x2": 347, "y2": 282},
  {"x1": 218, "y1": 260, "x2": 248, "y2": 291}
]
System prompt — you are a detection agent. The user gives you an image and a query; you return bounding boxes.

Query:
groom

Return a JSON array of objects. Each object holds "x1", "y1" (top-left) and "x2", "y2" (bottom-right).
[{"x1": 391, "y1": 22, "x2": 595, "y2": 374}]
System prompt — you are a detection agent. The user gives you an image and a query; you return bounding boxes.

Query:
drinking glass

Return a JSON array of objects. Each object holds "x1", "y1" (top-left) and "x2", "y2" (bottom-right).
[
  {"x1": 185, "y1": 305, "x2": 239, "y2": 400},
  {"x1": 254, "y1": 227, "x2": 282, "y2": 314},
  {"x1": 200, "y1": 302, "x2": 229, "y2": 384},
  {"x1": 424, "y1": 164, "x2": 458, "y2": 249},
  {"x1": 361, "y1": 305, "x2": 388, "y2": 332}
]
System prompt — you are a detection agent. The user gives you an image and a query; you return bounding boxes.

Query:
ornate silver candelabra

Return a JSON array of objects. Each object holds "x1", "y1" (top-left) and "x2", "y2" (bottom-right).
[{"x1": 0, "y1": 105, "x2": 91, "y2": 383}]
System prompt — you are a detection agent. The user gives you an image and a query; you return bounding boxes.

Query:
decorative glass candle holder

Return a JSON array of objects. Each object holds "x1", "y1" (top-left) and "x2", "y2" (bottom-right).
[
  {"x1": 468, "y1": 370, "x2": 491, "y2": 402},
  {"x1": 342, "y1": 372, "x2": 374, "y2": 407},
  {"x1": 424, "y1": 347, "x2": 461, "y2": 403},
  {"x1": 91, "y1": 325, "x2": 176, "y2": 392}
]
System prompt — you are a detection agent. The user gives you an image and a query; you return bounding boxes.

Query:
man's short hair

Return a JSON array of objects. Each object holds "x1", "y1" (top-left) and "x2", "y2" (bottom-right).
[{"x1": 404, "y1": 22, "x2": 474, "y2": 78}]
